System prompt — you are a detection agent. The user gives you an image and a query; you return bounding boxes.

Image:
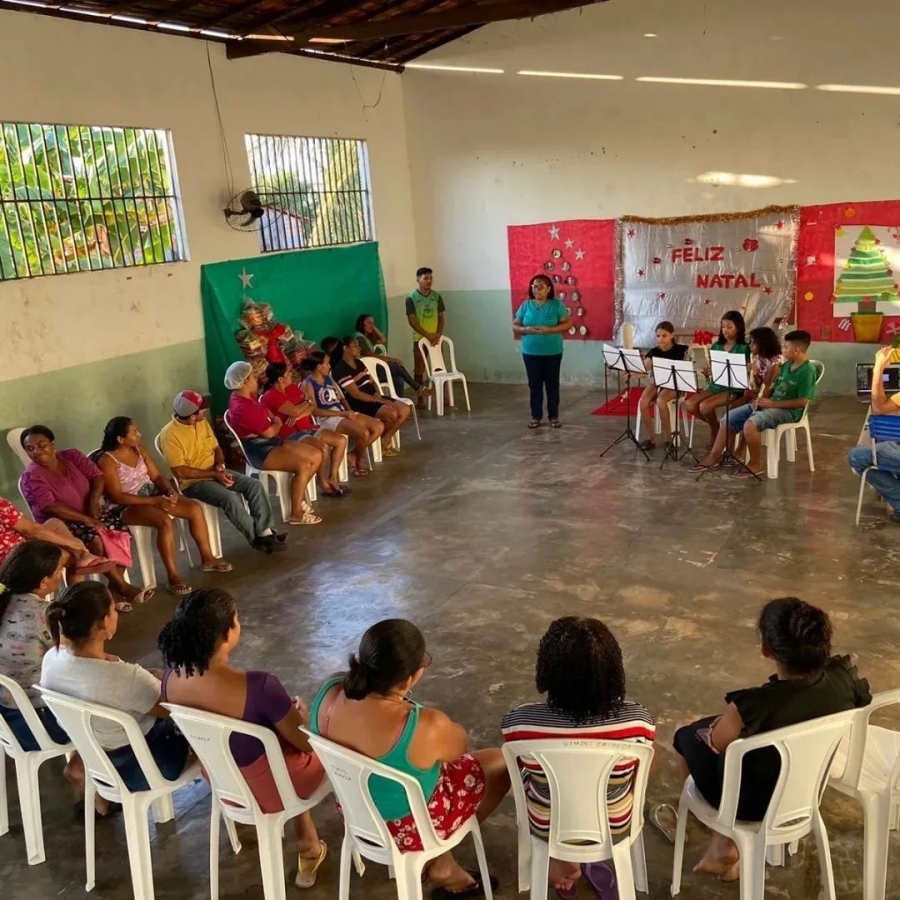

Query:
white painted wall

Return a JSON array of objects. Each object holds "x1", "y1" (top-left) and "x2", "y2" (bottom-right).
[
  {"x1": 402, "y1": 0, "x2": 900, "y2": 291},
  {"x1": 0, "y1": 11, "x2": 417, "y2": 380}
]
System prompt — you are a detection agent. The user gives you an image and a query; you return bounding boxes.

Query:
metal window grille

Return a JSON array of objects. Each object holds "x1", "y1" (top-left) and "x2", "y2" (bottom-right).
[
  {"x1": 245, "y1": 134, "x2": 375, "y2": 252},
  {"x1": 0, "y1": 122, "x2": 187, "y2": 280}
]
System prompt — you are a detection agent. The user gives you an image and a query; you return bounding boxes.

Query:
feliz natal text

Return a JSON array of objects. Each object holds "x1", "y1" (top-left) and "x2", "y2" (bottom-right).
[{"x1": 670, "y1": 246, "x2": 763, "y2": 290}]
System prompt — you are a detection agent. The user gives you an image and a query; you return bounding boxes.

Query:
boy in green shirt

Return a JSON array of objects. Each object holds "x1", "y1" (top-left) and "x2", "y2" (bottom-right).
[
  {"x1": 406, "y1": 266, "x2": 446, "y2": 407},
  {"x1": 693, "y1": 330, "x2": 818, "y2": 478}
]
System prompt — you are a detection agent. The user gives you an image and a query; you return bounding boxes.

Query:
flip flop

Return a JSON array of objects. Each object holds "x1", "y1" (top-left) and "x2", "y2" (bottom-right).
[
  {"x1": 689, "y1": 463, "x2": 711, "y2": 474},
  {"x1": 294, "y1": 840, "x2": 327, "y2": 889},
  {"x1": 114, "y1": 601, "x2": 133, "y2": 613},
  {"x1": 167, "y1": 581, "x2": 192, "y2": 597},
  {"x1": 75, "y1": 558, "x2": 116, "y2": 577},
  {"x1": 528, "y1": 420, "x2": 542, "y2": 429},
  {"x1": 648, "y1": 803, "x2": 678, "y2": 844},
  {"x1": 581, "y1": 862, "x2": 618, "y2": 899},
  {"x1": 134, "y1": 588, "x2": 155, "y2": 604},
  {"x1": 431, "y1": 870, "x2": 499, "y2": 899},
  {"x1": 732, "y1": 468, "x2": 764, "y2": 480},
  {"x1": 201, "y1": 561, "x2": 233, "y2": 573},
  {"x1": 549, "y1": 419, "x2": 562, "y2": 429}
]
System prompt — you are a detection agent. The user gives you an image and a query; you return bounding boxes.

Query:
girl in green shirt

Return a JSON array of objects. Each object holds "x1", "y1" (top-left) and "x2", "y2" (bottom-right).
[{"x1": 684, "y1": 311, "x2": 750, "y2": 446}]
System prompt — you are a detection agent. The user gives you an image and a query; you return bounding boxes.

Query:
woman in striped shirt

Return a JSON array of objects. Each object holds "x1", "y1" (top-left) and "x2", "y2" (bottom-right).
[{"x1": 502, "y1": 617, "x2": 655, "y2": 897}]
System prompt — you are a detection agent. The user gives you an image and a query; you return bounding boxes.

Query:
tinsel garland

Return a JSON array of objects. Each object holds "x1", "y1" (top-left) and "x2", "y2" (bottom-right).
[{"x1": 619, "y1": 205, "x2": 799, "y2": 226}]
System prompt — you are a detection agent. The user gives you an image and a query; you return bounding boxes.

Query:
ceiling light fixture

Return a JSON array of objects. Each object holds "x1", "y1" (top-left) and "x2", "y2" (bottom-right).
[
  {"x1": 1, "y1": 0, "x2": 53, "y2": 7},
  {"x1": 817, "y1": 83, "x2": 900, "y2": 95},
  {"x1": 60, "y1": 5, "x2": 108, "y2": 15},
  {"x1": 110, "y1": 14, "x2": 148, "y2": 23},
  {"x1": 643, "y1": 33, "x2": 658, "y2": 37},
  {"x1": 405, "y1": 62, "x2": 504, "y2": 73},
  {"x1": 518, "y1": 70, "x2": 622, "y2": 80},
  {"x1": 693, "y1": 171, "x2": 797, "y2": 188},
  {"x1": 200, "y1": 29, "x2": 232, "y2": 39},
  {"x1": 638, "y1": 76, "x2": 806, "y2": 90},
  {"x1": 245, "y1": 33, "x2": 293, "y2": 41},
  {"x1": 157, "y1": 22, "x2": 192, "y2": 32},
  {"x1": 309, "y1": 37, "x2": 349, "y2": 44}
]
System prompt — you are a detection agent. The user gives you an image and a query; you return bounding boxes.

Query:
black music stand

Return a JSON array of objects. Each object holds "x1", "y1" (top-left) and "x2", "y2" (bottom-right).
[
  {"x1": 600, "y1": 344, "x2": 650, "y2": 461},
  {"x1": 651, "y1": 358, "x2": 702, "y2": 470},
  {"x1": 696, "y1": 350, "x2": 759, "y2": 481}
]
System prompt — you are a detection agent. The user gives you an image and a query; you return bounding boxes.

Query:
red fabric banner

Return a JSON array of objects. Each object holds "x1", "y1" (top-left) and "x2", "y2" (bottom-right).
[
  {"x1": 797, "y1": 200, "x2": 900, "y2": 342},
  {"x1": 507, "y1": 219, "x2": 615, "y2": 341}
]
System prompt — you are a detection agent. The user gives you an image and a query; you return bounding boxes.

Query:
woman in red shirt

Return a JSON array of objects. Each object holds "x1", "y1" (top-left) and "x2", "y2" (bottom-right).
[
  {"x1": 224, "y1": 362, "x2": 323, "y2": 526},
  {"x1": 261, "y1": 363, "x2": 349, "y2": 499}
]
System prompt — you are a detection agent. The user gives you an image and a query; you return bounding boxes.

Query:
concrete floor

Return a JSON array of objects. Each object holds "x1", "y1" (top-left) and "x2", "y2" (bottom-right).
[{"x1": 1, "y1": 383, "x2": 896, "y2": 900}]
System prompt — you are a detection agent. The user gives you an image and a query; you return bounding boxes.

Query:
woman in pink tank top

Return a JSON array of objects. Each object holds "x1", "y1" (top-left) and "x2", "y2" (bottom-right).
[{"x1": 97, "y1": 417, "x2": 232, "y2": 596}]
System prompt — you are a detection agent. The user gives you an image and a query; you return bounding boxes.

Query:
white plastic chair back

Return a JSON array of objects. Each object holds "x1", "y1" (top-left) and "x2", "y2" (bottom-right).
[
  {"x1": 796, "y1": 359, "x2": 825, "y2": 424},
  {"x1": 716, "y1": 710, "x2": 852, "y2": 837},
  {"x1": 7, "y1": 428, "x2": 30, "y2": 469},
  {"x1": 418, "y1": 336, "x2": 456, "y2": 378},
  {"x1": 36, "y1": 686, "x2": 172, "y2": 800},
  {"x1": 164, "y1": 703, "x2": 329, "y2": 823},
  {"x1": 17, "y1": 474, "x2": 36, "y2": 522},
  {"x1": 0, "y1": 674, "x2": 73, "y2": 864},
  {"x1": 361, "y1": 357, "x2": 397, "y2": 398},
  {"x1": 306, "y1": 729, "x2": 437, "y2": 860},
  {"x1": 832, "y1": 688, "x2": 900, "y2": 793},
  {"x1": 503, "y1": 739, "x2": 653, "y2": 896}
]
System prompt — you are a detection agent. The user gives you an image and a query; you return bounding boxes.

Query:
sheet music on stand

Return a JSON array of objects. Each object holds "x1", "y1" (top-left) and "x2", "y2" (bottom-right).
[
  {"x1": 599, "y1": 344, "x2": 651, "y2": 460},
  {"x1": 652, "y1": 358, "x2": 700, "y2": 467},
  {"x1": 710, "y1": 349, "x2": 750, "y2": 392}
]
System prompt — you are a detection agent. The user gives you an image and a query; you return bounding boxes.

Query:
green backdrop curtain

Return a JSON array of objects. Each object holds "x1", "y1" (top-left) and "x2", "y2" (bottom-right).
[{"x1": 200, "y1": 242, "x2": 386, "y2": 412}]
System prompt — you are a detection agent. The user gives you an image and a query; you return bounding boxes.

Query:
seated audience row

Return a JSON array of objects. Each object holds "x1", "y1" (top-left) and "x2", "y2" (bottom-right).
[{"x1": 0, "y1": 555, "x2": 870, "y2": 896}]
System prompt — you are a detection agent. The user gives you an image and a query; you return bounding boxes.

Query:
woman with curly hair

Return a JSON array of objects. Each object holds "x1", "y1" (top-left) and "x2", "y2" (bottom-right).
[
  {"x1": 309, "y1": 619, "x2": 510, "y2": 898},
  {"x1": 158, "y1": 589, "x2": 327, "y2": 888},
  {"x1": 502, "y1": 617, "x2": 655, "y2": 897},
  {"x1": 672, "y1": 597, "x2": 870, "y2": 883}
]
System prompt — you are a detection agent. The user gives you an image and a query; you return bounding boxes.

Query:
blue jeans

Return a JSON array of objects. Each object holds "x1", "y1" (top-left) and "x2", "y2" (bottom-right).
[
  {"x1": 183, "y1": 472, "x2": 275, "y2": 544},
  {"x1": 106, "y1": 718, "x2": 190, "y2": 792},
  {"x1": 523, "y1": 353, "x2": 563, "y2": 420},
  {"x1": 849, "y1": 442, "x2": 900, "y2": 514},
  {"x1": 720, "y1": 404, "x2": 796, "y2": 433},
  {"x1": 0, "y1": 703, "x2": 69, "y2": 751}
]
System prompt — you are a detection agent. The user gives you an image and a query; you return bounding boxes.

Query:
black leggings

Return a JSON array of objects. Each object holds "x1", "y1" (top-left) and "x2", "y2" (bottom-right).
[
  {"x1": 388, "y1": 360, "x2": 420, "y2": 395},
  {"x1": 523, "y1": 353, "x2": 563, "y2": 420}
]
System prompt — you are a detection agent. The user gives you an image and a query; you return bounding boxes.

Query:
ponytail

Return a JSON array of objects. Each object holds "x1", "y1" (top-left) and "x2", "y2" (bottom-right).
[
  {"x1": 46, "y1": 581, "x2": 113, "y2": 649},
  {"x1": 342, "y1": 619, "x2": 428, "y2": 700},
  {"x1": 100, "y1": 416, "x2": 133, "y2": 453},
  {"x1": 0, "y1": 540, "x2": 64, "y2": 621}
]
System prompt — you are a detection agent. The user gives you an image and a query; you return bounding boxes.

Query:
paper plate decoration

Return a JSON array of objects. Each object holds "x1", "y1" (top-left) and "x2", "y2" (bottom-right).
[
  {"x1": 558, "y1": 291, "x2": 567, "y2": 301},
  {"x1": 566, "y1": 276, "x2": 577, "y2": 286},
  {"x1": 571, "y1": 291, "x2": 581, "y2": 303},
  {"x1": 553, "y1": 275, "x2": 562, "y2": 284},
  {"x1": 552, "y1": 248, "x2": 562, "y2": 259},
  {"x1": 544, "y1": 261, "x2": 554, "y2": 272},
  {"x1": 578, "y1": 325, "x2": 588, "y2": 336},
  {"x1": 561, "y1": 261, "x2": 571, "y2": 272},
  {"x1": 576, "y1": 307, "x2": 585, "y2": 317},
  {"x1": 569, "y1": 325, "x2": 577, "y2": 335}
]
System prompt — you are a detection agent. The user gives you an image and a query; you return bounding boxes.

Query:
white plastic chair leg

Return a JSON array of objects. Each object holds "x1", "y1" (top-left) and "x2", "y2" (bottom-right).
[
  {"x1": 812, "y1": 811, "x2": 837, "y2": 900},
  {"x1": 176, "y1": 520, "x2": 193, "y2": 568},
  {"x1": 786, "y1": 429, "x2": 797, "y2": 463},
  {"x1": 85, "y1": 780, "x2": 96, "y2": 891},
  {"x1": 612, "y1": 838, "x2": 638, "y2": 900},
  {"x1": 306, "y1": 478, "x2": 317, "y2": 504},
  {"x1": 200, "y1": 503, "x2": 222, "y2": 559},
  {"x1": 862, "y1": 794, "x2": 892, "y2": 900},
  {"x1": 338, "y1": 833, "x2": 353, "y2": 900},
  {"x1": 151, "y1": 794, "x2": 174, "y2": 824},
  {"x1": 122, "y1": 798, "x2": 156, "y2": 900},
  {"x1": 767, "y1": 432, "x2": 781, "y2": 480},
  {"x1": 435, "y1": 383, "x2": 444, "y2": 417},
  {"x1": 338, "y1": 451, "x2": 349, "y2": 484},
  {"x1": 735, "y1": 835, "x2": 766, "y2": 900},
  {"x1": 225, "y1": 816, "x2": 241, "y2": 854},
  {"x1": 766, "y1": 843, "x2": 785, "y2": 867},
  {"x1": 16, "y1": 756, "x2": 45, "y2": 865},
  {"x1": 210, "y1": 803, "x2": 221, "y2": 900},
  {"x1": 460, "y1": 377, "x2": 471, "y2": 411},
  {"x1": 631, "y1": 832, "x2": 649, "y2": 893},
  {"x1": 257, "y1": 820, "x2": 287, "y2": 900},
  {"x1": 0, "y1": 747, "x2": 8, "y2": 837},
  {"x1": 410, "y1": 404, "x2": 422, "y2": 441},
  {"x1": 670, "y1": 792, "x2": 690, "y2": 896},
  {"x1": 471, "y1": 826, "x2": 494, "y2": 900},
  {"x1": 805, "y1": 422, "x2": 815, "y2": 471},
  {"x1": 130, "y1": 525, "x2": 157, "y2": 589},
  {"x1": 856, "y1": 470, "x2": 871, "y2": 526},
  {"x1": 890, "y1": 800, "x2": 900, "y2": 832},
  {"x1": 371, "y1": 437, "x2": 383, "y2": 463},
  {"x1": 529, "y1": 834, "x2": 551, "y2": 900}
]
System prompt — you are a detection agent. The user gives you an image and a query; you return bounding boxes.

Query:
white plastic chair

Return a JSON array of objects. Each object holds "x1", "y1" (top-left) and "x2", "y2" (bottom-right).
[
  {"x1": 361, "y1": 356, "x2": 421, "y2": 444},
  {"x1": 418, "y1": 336, "x2": 471, "y2": 417},
  {"x1": 502, "y1": 739, "x2": 653, "y2": 900},
  {"x1": 6, "y1": 427, "x2": 30, "y2": 468},
  {"x1": 670, "y1": 709, "x2": 855, "y2": 900},
  {"x1": 828, "y1": 688, "x2": 900, "y2": 900},
  {"x1": 163, "y1": 704, "x2": 331, "y2": 900},
  {"x1": 305, "y1": 729, "x2": 493, "y2": 900},
  {"x1": 0, "y1": 674, "x2": 73, "y2": 865},
  {"x1": 35, "y1": 686, "x2": 200, "y2": 900},
  {"x1": 760, "y1": 359, "x2": 825, "y2": 480},
  {"x1": 153, "y1": 433, "x2": 222, "y2": 559},
  {"x1": 222, "y1": 411, "x2": 316, "y2": 521}
]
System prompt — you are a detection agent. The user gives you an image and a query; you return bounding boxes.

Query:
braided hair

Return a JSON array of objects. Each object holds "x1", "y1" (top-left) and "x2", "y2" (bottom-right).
[
  {"x1": 158, "y1": 589, "x2": 237, "y2": 677},
  {"x1": 46, "y1": 581, "x2": 113, "y2": 649},
  {"x1": 758, "y1": 597, "x2": 832, "y2": 676},
  {"x1": 536, "y1": 616, "x2": 626, "y2": 724}
]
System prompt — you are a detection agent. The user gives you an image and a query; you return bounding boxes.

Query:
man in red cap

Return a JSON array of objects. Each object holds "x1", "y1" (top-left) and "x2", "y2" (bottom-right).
[{"x1": 158, "y1": 391, "x2": 286, "y2": 553}]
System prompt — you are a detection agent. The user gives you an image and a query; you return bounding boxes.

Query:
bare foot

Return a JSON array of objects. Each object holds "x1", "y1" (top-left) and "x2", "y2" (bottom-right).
[
  {"x1": 426, "y1": 856, "x2": 477, "y2": 892},
  {"x1": 548, "y1": 859, "x2": 581, "y2": 891},
  {"x1": 693, "y1": 845, "x2": 739, "y2": 878}
]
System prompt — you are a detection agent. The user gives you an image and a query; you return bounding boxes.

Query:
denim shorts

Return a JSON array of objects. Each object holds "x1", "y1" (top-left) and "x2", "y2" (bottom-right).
[
  {"x1": 720, "y1": 404, "x2": 797, "y2": 432},
  {"x1": 106, "y1": 718, "x2": 190, "y2": 792},
  {"x1": 241, "y1": 437, "x2": 281, "y2": 470},
  {"x1": 0, "y1": 703, "x2": 69, "y2": 751},
  {"x1": 287, "y1": 429, "x2": 319, "y2": 441}
]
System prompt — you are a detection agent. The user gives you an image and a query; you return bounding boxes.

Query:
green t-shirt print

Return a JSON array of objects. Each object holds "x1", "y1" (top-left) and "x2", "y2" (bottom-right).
[
  {"x1": 770, "y1": 360, "x2": 817, "y2": 421},
  {"x1": 406, "y1": 290, "x2": 445, "y2": 335}
]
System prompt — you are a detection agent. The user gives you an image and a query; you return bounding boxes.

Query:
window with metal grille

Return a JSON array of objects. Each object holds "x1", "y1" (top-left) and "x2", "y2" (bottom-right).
[
  {"x1": 0, "y1": 122, "x2": 187, "y2": 280},
  {"x1": 245, "y1": 134, "x2": 375, "y2": 252}
]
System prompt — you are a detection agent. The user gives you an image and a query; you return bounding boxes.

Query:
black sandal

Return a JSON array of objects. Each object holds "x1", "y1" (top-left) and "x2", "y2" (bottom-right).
[
  {"x1": 549, "y1": 419, "x2": 562, "y2": 429},
  {"x1": 528, "y1": 420, "x2": 541, "y2": 429},
  {"x1": 431, "y1": 871, "x2": 499, "y2": 899}
]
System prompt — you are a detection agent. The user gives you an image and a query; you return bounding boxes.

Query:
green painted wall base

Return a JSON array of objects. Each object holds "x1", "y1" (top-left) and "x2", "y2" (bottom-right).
[{"x1": 0, "y1": 340, "x2": 207, "y2": 504}]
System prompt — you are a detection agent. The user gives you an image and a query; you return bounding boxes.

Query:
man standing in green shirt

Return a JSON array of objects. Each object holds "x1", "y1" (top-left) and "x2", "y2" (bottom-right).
[{"x1": 406, "y1": 267, "x2": 446, "y2": 408}]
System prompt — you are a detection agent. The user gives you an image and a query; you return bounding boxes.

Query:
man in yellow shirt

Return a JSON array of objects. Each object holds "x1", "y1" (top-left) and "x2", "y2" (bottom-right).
[{"x1": 159, "y1": 391, "x2": 286, "y2": 554}]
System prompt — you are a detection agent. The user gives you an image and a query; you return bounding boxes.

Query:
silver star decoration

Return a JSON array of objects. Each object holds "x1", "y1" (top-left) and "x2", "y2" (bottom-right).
[
  {"x1": 549, "y1": 225, "x2": 560, "y2": 241},
  {"x1": 564, "y1": 238, "x2": 575, "y2": 249},
  {"x1": 238, "y1": 267, "x2": 254, "y2": 289},
  {"x1": 575, "y1": 249, "x2": 586, "y2": 260}
]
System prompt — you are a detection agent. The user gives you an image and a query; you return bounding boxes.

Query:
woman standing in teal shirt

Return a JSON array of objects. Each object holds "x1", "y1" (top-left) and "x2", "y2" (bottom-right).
[{"x1": 513, "y1": 275, "x2": 572, "y2": 429}]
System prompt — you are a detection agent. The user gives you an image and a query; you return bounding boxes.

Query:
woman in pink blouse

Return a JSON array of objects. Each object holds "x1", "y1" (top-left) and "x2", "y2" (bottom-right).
[{"x1": 19, "y1": 425, "x2": 151, "y2": 611}]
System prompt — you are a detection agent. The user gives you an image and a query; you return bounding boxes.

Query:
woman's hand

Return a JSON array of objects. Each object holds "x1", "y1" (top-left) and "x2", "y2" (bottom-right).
[
  {"x1": 293, "y1": 696, "x2": 310, "y2": 723},
  {"x1": 88, "y1": 517, "x2": 109, "y2": 532},
  {"x1": 152, "y1": 495, "x2": 176, "y2": 511},
  {"x1": 89, "y1": 496, "x2": 103, "y2": 519}
]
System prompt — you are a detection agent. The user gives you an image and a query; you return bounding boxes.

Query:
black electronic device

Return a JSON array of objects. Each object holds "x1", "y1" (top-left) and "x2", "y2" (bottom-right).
[{"x1": 856, "y1": 363, "x2": 900, "y2": 402}]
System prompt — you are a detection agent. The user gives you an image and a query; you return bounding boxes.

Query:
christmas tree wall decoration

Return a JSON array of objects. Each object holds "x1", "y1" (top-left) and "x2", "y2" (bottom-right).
[{"x1": 834, "y1": 225, "x2": 899, "y2": 305}]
